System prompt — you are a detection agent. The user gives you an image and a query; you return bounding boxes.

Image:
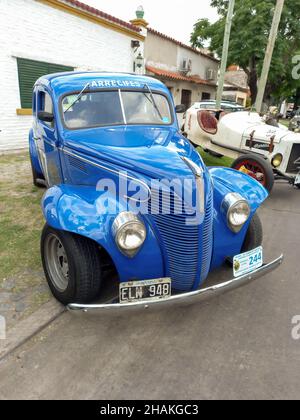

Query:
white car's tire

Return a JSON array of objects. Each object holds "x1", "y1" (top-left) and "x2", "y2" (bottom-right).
[{"x1": 231, "y1": 154, "x2": 275, "y2": 192}]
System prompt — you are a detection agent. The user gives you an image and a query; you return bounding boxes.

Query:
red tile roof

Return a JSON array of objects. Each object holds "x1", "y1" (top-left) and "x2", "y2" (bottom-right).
[
  {"x1": 148, "y1": 28, "x2": 219, "y2": 63},
  {"x1": 146, "y1": 65, "x2": 217, "y2": 87},
  {"x1": 61, "y1": 0, "x2": 141, "y2": 32}
]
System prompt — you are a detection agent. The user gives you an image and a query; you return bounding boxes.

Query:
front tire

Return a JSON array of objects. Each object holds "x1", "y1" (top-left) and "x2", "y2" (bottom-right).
[
  {"x1": 242, "y1": 213, "x2": 263, "y2": 252},
  {"x1": 41, "y1": 225, "x2": 102, "y2": 305},
  {"x1": 231, "y1": 154, "x2": 275, "y2": 192}
]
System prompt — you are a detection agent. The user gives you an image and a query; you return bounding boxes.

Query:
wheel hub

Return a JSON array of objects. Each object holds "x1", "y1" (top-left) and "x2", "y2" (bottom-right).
[{"x1": 45, "y1": 234, "x2": 69, "y2": 292}]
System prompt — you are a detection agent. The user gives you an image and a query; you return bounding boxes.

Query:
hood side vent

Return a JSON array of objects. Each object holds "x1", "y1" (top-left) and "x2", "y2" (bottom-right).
[{"x1": 68, "y1": 155, "x2": 88, "y2": 174}]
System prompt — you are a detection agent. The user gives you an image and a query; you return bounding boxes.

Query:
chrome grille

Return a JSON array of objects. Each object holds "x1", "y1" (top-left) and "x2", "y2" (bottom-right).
[{"x1": 148, "y1": 184, "x2": 213, "y2": 291}]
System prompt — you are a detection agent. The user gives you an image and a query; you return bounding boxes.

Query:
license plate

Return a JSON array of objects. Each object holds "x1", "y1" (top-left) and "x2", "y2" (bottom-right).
[
  {"x1": 295, "y1": 172, "x2": 300, "y2": 185},
  {"x1": 120, "y1": 279, "x2": 171, "y2": 304},
  {"x1": 233, "y1": 246, "x2": 263, "y2": 278}
]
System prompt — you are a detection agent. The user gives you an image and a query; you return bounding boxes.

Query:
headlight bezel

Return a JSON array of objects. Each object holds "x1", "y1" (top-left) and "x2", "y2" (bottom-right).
[
  {"x1": 222, "y1": 193, "x2": 251, "y2": 233},
  {"x1": 112, "y1": 212, "x2": 146, "y2": 258}
]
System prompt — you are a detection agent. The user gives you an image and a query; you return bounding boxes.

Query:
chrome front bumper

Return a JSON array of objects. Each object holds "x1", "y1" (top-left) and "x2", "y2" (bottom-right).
[{"x1": 68, "y1": 255, "x2": 283, "y2": 314}]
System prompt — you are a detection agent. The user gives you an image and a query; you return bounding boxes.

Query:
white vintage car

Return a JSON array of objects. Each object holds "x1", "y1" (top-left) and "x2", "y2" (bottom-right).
[{"x1": 183, "y1": 109, "x2": 300, "y2": 192}]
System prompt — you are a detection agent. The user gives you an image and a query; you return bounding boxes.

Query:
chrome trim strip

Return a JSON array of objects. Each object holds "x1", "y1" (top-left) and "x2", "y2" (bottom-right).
[
  {"x1": 60, "y1": 148, "x2": 151, "y2": 202},
  {"x1": 182, "y1": 156, "x2": 205, "y2": 215},
  {"x1": 67, "y1": 254, "x2": 283, "y2": 314}
]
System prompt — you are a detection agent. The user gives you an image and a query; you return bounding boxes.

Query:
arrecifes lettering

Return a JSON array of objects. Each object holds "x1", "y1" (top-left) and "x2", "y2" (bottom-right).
[{"x1": 91, "y1": 80, "x2": 141, "y2": 89}]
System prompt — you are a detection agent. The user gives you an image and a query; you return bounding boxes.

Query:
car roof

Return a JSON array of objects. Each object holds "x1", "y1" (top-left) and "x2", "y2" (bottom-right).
[{"x1": 35, "y1": 71, "x2": 168, "y2": 97}]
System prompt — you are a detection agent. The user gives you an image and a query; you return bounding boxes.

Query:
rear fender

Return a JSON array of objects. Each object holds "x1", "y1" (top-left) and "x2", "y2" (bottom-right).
[
  {"x1": 209, "y1": 167, "x2": 268, "y2": 269},
  {"x1": 42, "y1": 185, "x2": 164, "y2": 282},
  {"x1": 29, "y1": 129, "x2": 43, "y2": 176}
]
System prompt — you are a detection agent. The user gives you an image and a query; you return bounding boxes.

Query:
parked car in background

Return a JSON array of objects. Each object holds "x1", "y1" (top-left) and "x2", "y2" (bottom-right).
[
  {"x1": 286, "y1": 108, "x2": 297, "y2": 119},
  {"x1": 188, "y1": 100, "x2": 245, "y2": 113},
  {"x1": 29, "y1": 72, "x2": 282, "y2": 313},
  {"x1": 183, "y1": 108, "x2": 300, "y2": 192},
  {"x1": 181, "y1": 100, "x2": 244, "y2": 131},
  {"x1": 289, "y1": 108, "x2": 300, "y2": 133}
]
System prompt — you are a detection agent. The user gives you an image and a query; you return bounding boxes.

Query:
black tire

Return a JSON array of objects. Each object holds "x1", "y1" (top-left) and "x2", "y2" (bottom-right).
[
  {"x1": 231, "y1": 154, "x2": 275, "y2": 192},
  {"x1": 41, "y1": 225, "x2": 102, "y2": 305},
  {"x1": 206, "y1": 149, "x2": 224, "y2": 158},
  {"x1": 30, "y1": 156, "x2": 45, "y2": 188},
  {"x1": 242, "y1": 213, "x2": 263, "y2": 252}
]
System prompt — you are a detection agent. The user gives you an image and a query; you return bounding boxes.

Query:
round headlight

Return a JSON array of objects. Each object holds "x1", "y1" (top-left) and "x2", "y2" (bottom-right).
[
  {"x1": 228, "y1": 201, "x2": 251, "y2": 227},
  {"x1": 222, "y1": 193, "x2": 251, "y2": 233},
  {"x1": 112, "y1": 212, "x2": 146, "y2": 257},
  {"x1": 271, "y1": 153, "x2": 283, "y2": 168}
]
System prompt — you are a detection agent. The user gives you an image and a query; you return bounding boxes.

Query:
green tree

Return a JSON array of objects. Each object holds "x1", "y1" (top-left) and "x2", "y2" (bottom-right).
[{"x1": 191, "y1": 0, "x2": 300, "y2": 105}]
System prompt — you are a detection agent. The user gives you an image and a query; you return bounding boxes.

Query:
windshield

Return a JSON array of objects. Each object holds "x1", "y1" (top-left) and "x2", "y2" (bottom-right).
[
  {"x1": 195, "y1": 102, "x2": 244, "y2": 111},
  {"x1": 62, "y1": 90, "x2": 172, "y2": 129}
]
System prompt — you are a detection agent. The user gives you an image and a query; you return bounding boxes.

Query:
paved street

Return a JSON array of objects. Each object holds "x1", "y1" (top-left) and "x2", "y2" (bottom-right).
[{"x1": 0, "y1": 182, "x2": 299, "y2": 400}]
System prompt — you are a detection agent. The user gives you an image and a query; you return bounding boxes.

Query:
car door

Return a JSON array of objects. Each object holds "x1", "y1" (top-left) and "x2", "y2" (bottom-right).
[{"x1": 35, "y1": 88, "x2": 63, "y2": 186}]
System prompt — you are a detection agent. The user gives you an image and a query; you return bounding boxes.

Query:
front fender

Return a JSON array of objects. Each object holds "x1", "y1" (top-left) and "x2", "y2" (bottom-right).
[
  {"x1": 42, "y1": 185, "x2": 164, "y2": 283},
  {"x1": 209, "y1": 167, "x2": 268, "y2": 269}
]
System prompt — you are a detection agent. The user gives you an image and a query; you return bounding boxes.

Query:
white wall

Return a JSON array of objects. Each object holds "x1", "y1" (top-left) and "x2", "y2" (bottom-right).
[
  {"x1": 0, "y1": 0, "x2": 142, "y2": 151},
  {"x1": 176, "y1": 47, "x2": 218, "y2": 82}
]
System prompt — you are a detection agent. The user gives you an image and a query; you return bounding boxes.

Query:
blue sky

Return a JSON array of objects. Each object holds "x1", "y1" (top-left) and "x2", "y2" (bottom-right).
[{"x1": 83, "y1": 0, "x2": 219, "y2": 44}]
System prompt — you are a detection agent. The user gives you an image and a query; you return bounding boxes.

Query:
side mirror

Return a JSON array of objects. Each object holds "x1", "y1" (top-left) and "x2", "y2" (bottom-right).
[
  {"x1": 38, "y1": 111, "x2": 54, "y2": 123},
  {"x1": 175, "y1": 104, "x2": 186, "y2": 114}
]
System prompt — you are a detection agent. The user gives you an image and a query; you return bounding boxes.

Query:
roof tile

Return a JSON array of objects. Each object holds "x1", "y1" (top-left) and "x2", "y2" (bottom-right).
[
  {"x1": 61, "y1": 0, "x2": 141, "y2": 32},
  {"x1": 146, "y1": 65, "x2": 217, "y2": 87}
]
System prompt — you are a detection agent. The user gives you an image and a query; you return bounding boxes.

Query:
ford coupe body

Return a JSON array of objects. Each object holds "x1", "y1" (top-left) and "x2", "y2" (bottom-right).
[
  {"x1": 183, "y1": 108, "x2": 300, "y2": 192},
  {"x1": 29, "y1": 72, "x2": 282, "y2": 313}
]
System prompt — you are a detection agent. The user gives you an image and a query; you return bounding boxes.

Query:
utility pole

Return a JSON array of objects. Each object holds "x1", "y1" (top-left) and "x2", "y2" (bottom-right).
[
  {"x1": 216, "y1": 0, "x2": 235, "y2": 109},
  {"x1": 255, "y1": 0, "x2": 285, "y2": 113}
]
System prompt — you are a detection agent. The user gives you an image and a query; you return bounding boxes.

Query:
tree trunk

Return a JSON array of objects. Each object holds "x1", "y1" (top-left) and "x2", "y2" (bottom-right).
[
  {"x1": 294, "y1": 87, "x2": 300, "y2": 109},
  {"x1": 244, "y1": 56, "x2": 258, "y2": 105},
  {"x1": 249, "y1": 71, "x2": 258, "y2": 105}
]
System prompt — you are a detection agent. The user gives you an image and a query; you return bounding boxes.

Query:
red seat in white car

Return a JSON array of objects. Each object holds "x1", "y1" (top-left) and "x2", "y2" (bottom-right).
[{"x1": 197, "y1": 110, "x2": 218, "y2": 135}]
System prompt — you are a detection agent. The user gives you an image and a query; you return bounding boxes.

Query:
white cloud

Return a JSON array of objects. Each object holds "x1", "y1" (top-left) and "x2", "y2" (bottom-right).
[{"x1": 81, "y1": 0, "x2": 219, "y2": 44}]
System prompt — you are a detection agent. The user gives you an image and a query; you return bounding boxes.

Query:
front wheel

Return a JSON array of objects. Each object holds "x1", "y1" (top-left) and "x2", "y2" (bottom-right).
[
  {"x1": 231, "y1": 154, "x2": 275, "y2": 192},
  {"x1": 41, "y1": 225, "x2": 103, "y2": 305},
  {"x1": 227, "y1": 213, "x2": 263, "y2": 267},
  {"x1": 242, "y1": 213, "x2": 263, "y2": 252}
]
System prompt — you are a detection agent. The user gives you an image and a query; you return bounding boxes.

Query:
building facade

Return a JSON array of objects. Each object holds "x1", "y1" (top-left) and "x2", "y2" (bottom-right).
[
  {"x1": 1, "y1": 0, "x2": 144, "y2": 151},
  {"x1": 144, "y1": 28, "x2": 219, "y2": 110},
  {"x1": 1, "y1": 1, "x2": 218, "y2": 152},
  {"x1": 223, "y1": 66, "x2": 250, "y2": 107}
]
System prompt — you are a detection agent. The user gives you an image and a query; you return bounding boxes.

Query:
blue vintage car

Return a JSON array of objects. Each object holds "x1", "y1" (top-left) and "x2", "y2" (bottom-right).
[{"x1": 29, "y1": 72, "x2": 282, "y2": 313}]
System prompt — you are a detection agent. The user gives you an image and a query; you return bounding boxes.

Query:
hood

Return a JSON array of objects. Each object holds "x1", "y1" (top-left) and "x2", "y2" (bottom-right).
[
  {"x1": 62, "y1": 126, "x2": 206, "y2": 180},
  {"x1": 243, "y1": 122, "x2": 289, "y2": 143}
]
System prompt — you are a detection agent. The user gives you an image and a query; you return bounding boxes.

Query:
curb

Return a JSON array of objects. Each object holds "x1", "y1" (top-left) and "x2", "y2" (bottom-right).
[{"x1": 0, "y1": 299, "x2": 65, "y2": 361}]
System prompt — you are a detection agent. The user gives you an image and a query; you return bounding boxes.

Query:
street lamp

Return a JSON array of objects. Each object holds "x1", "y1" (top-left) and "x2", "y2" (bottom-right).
[{"x1": 136, "y1": 52, "x2": 144, "y2": 69}]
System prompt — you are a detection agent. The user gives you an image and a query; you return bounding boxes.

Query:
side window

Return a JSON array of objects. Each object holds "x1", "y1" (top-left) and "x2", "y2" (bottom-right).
[{"x1": 38, "y1": 91, "x2": 54, "y2": 128}]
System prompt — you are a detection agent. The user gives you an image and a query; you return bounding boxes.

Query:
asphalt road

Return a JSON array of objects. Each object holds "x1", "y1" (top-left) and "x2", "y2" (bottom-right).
[{"x1": 0, "y1": 182, "x2": 299, "y2": 400}]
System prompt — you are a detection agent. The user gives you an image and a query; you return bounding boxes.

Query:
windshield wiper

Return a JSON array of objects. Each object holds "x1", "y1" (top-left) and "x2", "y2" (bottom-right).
[
  {"x1": 64, "y1": 82, "x2": 91, "y2": 114},
  {"x1": 143, "y1": 83, "x2": 163, "y2": 121}
]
